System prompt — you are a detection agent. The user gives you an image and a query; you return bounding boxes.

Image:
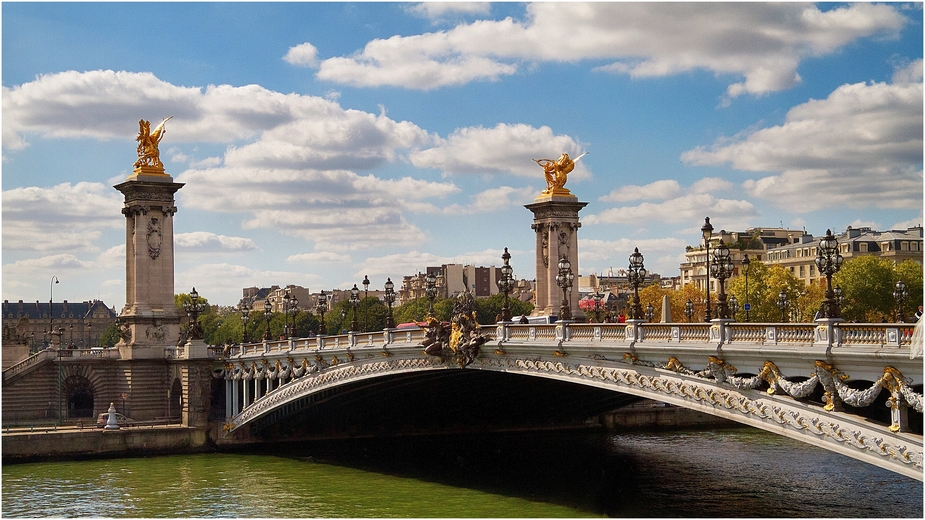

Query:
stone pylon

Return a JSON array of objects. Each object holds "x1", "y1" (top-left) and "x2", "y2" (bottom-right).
[
  {"x1": 113, "y1": 165, "x2": 184, "y2": 359},
  {"x1": 525, "y1": 192, "x2": 587, "y2": 319}
]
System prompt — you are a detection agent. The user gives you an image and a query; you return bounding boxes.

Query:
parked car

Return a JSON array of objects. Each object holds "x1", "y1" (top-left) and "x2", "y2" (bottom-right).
[{"x1": 97, "y1": 412, "x2": 134, "y2": 427}]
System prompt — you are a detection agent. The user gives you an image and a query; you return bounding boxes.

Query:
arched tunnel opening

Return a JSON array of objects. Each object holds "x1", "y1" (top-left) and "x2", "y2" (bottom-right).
[{"x1": 249, "y1": 369, "x2": 645, "y2": 441}]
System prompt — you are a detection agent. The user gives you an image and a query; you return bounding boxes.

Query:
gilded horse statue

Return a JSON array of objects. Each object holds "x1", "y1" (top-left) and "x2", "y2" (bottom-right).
[
  {"x1": 134, "y1": 116, "x2": 173, "y2": 169},
  {"x1": 533, "y1": 152, "x2": 587, "y2": 195}
]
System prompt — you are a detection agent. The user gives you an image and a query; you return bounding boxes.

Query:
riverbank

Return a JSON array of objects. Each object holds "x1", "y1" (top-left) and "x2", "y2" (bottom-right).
[{"x1": 2, "y1": 403, "x2": 733, "y2": 464}]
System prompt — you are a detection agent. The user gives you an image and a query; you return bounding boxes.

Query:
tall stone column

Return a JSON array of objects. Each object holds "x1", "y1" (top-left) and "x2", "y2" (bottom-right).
[
  {"x1": 113, "y1": 166, "x2": 184, "y2": 359},
  {"x1": 525, "y1": 194, "x2": 587, "y2": 319}
]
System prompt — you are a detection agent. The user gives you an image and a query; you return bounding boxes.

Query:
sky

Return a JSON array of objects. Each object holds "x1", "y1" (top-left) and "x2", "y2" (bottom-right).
[{"x1": 2, "y1": 1, "x2": 922, "y2": 308}]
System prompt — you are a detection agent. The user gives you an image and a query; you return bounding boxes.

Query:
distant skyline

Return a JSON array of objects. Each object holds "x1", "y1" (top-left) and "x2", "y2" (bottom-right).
[{"x1": 2, "y1": 2, "x2": 922, "y2": 307}]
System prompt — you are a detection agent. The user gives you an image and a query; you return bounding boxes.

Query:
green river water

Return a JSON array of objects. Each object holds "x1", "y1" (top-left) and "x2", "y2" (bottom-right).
[{"x1": 2, "y1": 427, "x2": 922, "y2": 517}]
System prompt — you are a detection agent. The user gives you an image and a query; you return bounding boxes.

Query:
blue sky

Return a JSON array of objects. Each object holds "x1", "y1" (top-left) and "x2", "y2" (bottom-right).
[{"x1": 2, "y1": 2, "x2": 922, "y2": 307}]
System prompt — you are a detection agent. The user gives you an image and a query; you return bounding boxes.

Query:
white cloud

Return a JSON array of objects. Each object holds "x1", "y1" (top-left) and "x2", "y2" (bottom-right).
[
  {"x1": 681, "y1": 72, "x2": 923, "y2": 211},
  {"x1": 283, "y1": 42, "x2": 320, "y2": 68},
  {"x1": 174, "y1": 232, "x2": 259, "y2": 253},
  {"x1": 311, "y1": 3, "x2": 905, "y2": 93},
  {"x1": 1, "y1": 182, "x2": 123, "y2": 251},
  {"x1": 579, "y1": 237, "x2": 690, "y2": 277},
  {"x1": 288, "y1": 252, "x2": 353, "y2": 264},
  {"x1": 176, "y1": 263, "x2": 323, "y2": 306},
  {"x1": 410, "y1": 123, "x2": 590, "y2": 179},
  {"x1": 355, "y1": 248, "x2": 514, "y2": 279},
  {"x1": 599, "y1": 180, "x2": 682, "y2": 202},
  {"x1": 406, "y1": 2, "x2": 491, "y2": 21},
  {"x1": 583, "y1": 193, "x2": 759, "y2": 226}
]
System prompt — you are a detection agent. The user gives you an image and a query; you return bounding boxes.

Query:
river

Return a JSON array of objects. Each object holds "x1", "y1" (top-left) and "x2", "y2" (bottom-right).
[{"x1": 2, "y1": 427, "x2": 921, "y2": 517}]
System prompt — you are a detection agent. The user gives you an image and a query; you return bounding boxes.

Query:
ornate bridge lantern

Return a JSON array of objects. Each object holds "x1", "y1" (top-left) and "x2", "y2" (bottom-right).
[
  {"x1": 425, "y1": 272, "x2": 437, "y2": 316},
  {"x1": 742, "y1": 254, "x2": 751, "y2": 322},
  {"x1": 627, "y1": 248, "x2": 647, "y2": 320},
  {"x1": 710, "y1": 239, "x2": 734, "y2": 319},
  {"x1": 729, "y1": 294, "x2": 739, "y2": 321},
  {"x1": 263, "y1": 298, "x2": 273, "y2": 340},
  {"x1": 239, "y1": 300, "x2": 250, "y2": 343},
  {"x1": 777, "y1": 290, "x2": 790, "y2": 323},
  {"x1": 644, "y1": 302, "x2": 655, "y2": 322},
  {"x1": 384, "y1": 279, "x2": 396, "y2": 329},
  {"x1": 701, "y1": 217, "x2": 714, "y2": 321},
  {"x1": 183, "y1": 287, "x2": 207, "y2": 341},
  {"x1": 684, "y1": 299, "x2": 695, "y2": 322},
  {"x1": 894, "y1": 280, "x2": 908, "y2": 323},
  {"x1": 349, "y1": 284, "x2": 361, "y2": 332},
  {"x1": 496, "y1": 247, "x2": 514, "y2": 322},
  {"x1": 316, "y1": 291, "x2": 328, "y2": 335},
  {"x1": 362, "y1": 275, "x2": 370, "y2": 332},
  {"x1": 555, "y1": 256, "x2": 574, "y2": 320},
  {"x1": 815, "y1": 229, "x2": 844, "y2": 319}
]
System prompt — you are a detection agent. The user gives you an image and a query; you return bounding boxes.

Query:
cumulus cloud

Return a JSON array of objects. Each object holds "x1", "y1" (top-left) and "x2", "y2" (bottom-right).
[
  {"x1": 288, "y1": 252, "x2": 353, "y2": 264},
  {"x1": 406, "y1": 2, "x2": 491, "y2": 21},
  {"x1": 1, "y1": 182, "x2": 123, "y2": 251},
  {"x1": 579, "y1": 237, "x2": 690, "y2": 277},
  {"x1": 583, "y1": 193, "x2": 759, "y2": 227},
  {"x1": 174, "y1": 232, "x2": 259, "y2": 253},
  {"x1": 308, "y1": 3, "x2": 905, "y2": 94},
  {"x1": 681, "y1": 62, "x2": 923, "y2": 211},
  {"x1": 410, "y1": 123, "x2": 590, "y2": 178},
  {"x1": 283, "y1": 42, "x2": 320, "y2": 67}
]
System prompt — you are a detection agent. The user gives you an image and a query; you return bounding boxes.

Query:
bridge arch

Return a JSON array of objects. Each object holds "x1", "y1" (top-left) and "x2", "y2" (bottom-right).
[{"x1": 63, "y1": 374, "x2": 94, "y2": 418}]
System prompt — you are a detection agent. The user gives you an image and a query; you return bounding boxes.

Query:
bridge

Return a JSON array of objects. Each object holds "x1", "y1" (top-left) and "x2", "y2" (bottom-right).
[{"x1": 206, "y1": 319, "x2": 923, "y2": 481}]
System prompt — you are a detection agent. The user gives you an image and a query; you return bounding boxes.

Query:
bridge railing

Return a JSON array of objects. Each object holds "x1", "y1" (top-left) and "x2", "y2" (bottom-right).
[{"x1": 209, "y1": 320, "x2": 921, "y2": 361}]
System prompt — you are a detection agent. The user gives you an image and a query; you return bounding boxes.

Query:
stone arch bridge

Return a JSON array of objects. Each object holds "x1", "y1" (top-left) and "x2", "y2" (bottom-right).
[{"x1": 210, "y1": 320, "x2": 923, "y2": 481}]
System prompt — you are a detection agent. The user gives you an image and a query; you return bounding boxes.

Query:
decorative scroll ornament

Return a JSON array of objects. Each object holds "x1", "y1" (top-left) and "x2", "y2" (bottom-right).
[{"x1": 146, "y1": 217, "x2": 162, "y2": 260}]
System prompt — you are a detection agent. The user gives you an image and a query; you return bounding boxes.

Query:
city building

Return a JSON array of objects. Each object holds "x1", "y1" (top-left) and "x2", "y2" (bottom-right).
[{"x1": 1, "y1": 299, "x2": 118, "y2": 365}]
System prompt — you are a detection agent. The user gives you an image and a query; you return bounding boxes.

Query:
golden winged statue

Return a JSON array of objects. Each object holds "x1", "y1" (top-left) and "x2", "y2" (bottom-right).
[
  {"x1": 533, "y1": 152, "x2": 587, "y2": 195},
  {"x1": 134, "y1": 116, "x2": 173, "y2": 169}
]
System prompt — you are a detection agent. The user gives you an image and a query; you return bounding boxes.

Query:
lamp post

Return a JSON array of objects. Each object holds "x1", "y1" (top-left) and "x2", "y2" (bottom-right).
[
  {"x1": 287, "y1": 292, "x2": 300, "y2": 337},
  {"x1": 282, "y1": 291, "x2": 292, "y2": 337},
  {"x1": 814, "y1": 229, "x2": 845, "y2": 319},
  {"x1": 263, "y1": 298, "x2": 273, "y2": 340},
  {"x1": 644, "y1": 302, "x2": 655, "y2": 322},
  {"x1": 701, "y1": 217, "x2": 714, "y2": 322},
  {"x1": 183, "y1": 287, "x2": 207, "y2": 340},
  {"x1": 384, "y1": 279, "x2": 396, "y2": 329},
  {"x1": 742, "y1": 254, "x2": 751, "y2": 322},
  {"x1": 894, "y1": 280, "x2": 908, "y2": 323},
  {"x1": 627, "y1": 248, "x2": 647, "y2": 320},
  {"x1": 684, "y1": 299, "x2": 695, "y2": 322},
  {"x1": 69, "y1": 324, "x2": 74, "y2": 348},
  {"x1": 834, "y1": 284, "x2": 844, "y2": 309},
  {"x1": 592, "y1": 290, "x2": 604, "y2": 323},
  {"x1": 316, "y1": 291, "x2": 328, "y2": 335},
  {"x1": 729, "y1": 294, "x2": 739, "y2": 321},
  {"x1": 239, "y1": 300, "x2": 251, "y2": 343},
  {"x1": 497, "y1": 247, "x2": 514, "y2": 322},
  {"x1": 777, "y1": 290, "x2": 790, "y2": 323},
  {"x1": 349, "y1": 284, "x2": 360, "y2": 332},
  {"x1": 362, "y1": 275, "x2": 370, "y2": 332},
  {"x1": 710, "y1": 239, "x2": 734, "y2": 319},
  {"x1": 425, "y1": 272, "x2": 437, "y2": 317},
  {"x1": 555, "y1": 256, "x2": 574, "y2": 320},
  {"x1": 49, "y1": 275, "x2": 60, "y2": 348}
]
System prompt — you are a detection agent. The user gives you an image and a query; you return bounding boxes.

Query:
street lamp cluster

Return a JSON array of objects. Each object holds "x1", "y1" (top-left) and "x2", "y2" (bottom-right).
[
  {"x1": 183, "y1": 287, "x2": 207, "y2": 340},
  {"x1": 497, "y1": 247, "x2": 515, "y2": 322},
  {"x1": 815, "y1": 228, "x2": 845, "y2": 320},
  {"x1": 627, "y1": 248, "x2": 647, "y2": 320},
  {"x1": 556, "y1": 256, "x2": 575, "y2": 320}
]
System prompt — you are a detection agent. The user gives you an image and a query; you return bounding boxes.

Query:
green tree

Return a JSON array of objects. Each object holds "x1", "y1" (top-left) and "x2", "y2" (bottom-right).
[
  {"x1": 834, "y1": 256, "x2": 897, "y2": 322},
  {"x1": 472, "y1": 293, "x2": 535, "y2": 325},
  {"x1": 98, "y1": 321, "x2": 120, "y2": 348},
  {"x1": 727, "y1": 263, "x2": 802, "y2": 322}
]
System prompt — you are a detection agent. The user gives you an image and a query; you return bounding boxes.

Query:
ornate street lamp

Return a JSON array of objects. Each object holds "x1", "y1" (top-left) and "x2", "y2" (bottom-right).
[
  {"x1": 742, "y1": 254, "x2": 751, "y2": 322},
  {"x1": 497, "y1": 247, "x2": 514, "y2": 322},
  {"x1": 834, "y1": 284, "x2": 844, "y2": 308},
  {"x1": 684, "y1": 299, "x2": 695, "y2": 322},
  {"x1": 316, "y1": 291, "x2": 328, "y2": 335},
  {"x1": 239, "y1": 300, "x2": 251, "y2": 343},
  {"x1": 425, "y1": 271, "x2": 437, "y2": 316},
  {"x1": 183, "y1": 287, "x2": 207, "y2": 340},
  {"x1": 701, "y1": 217, "x2": 714, "y2": 321},
  {"x1": 777, "y1": 290, "x2": 790, "y2": 323},
  {"x1": 592, "y1": 290, "x2": 604, "y2": 323},
  {"x1": 644, "y1": 302, "x2": 655, "y2": 322},
  {"x1": 263, "y1": 298, "x2": 273, "y2": 340},
  {"x1": 627, "y1": 248, "x2": 647, "y2": 320},
  {"x1": 729, "y1": 294, "x2": 739, "y2": 321},
  {"x1": 814, "y1": 228, "x2": 845, "y2": 319},
  {"x1": 349, "y1": 284, "x2": 361, "y2": 332},
  {"x1": 362, "y1": 275, "x2": 370, "y2": 332},
  {"x1": 556, "y1": 256, "x2": 575, "y2": 320},
  {"x1": 48, "y1": 275, "x2": 62, "y2": 348},
  {"x1": 287, "y1": 292, "x2": 299, "y2": 337},
  {"x1": 384, "y1": 279, "x2": 396, "y2": 329},
  {"x1": 710, "y1": 239, "x2": 734, "y2": 319},
  {"x1": 894, "y1": 280, "x2": 908, "y2": 323}
]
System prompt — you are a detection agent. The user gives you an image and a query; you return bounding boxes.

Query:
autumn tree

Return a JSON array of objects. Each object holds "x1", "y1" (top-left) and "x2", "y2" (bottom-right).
[{"x1": 834, "y1": 256, "x2": 897, "y2": 322}]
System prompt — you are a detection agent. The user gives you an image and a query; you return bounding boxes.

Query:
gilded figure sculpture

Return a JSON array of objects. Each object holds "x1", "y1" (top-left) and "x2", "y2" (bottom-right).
[
  {"x1": 134, "y1": 116, "x2": 173, "y2": 169},
  {"x1": 533, "y1": 152, "x2": 587, "y2": 195}
]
